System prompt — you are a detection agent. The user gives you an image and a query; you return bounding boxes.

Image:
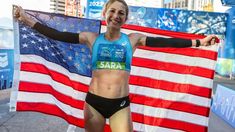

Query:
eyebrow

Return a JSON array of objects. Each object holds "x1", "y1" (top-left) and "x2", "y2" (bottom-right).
[{"x1": 109, "y1": 8, "x2": 125, "y2": 13}]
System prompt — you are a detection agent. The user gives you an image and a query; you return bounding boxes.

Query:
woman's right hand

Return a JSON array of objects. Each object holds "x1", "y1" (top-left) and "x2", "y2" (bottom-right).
[{"x1": 13, "y1": 5, "x2": 36, "y2": 27}]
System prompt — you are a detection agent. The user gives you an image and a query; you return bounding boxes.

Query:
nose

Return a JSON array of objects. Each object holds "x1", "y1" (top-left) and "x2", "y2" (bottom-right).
[{"x1": 113, "y1": 12, "x2": 119, "y2": 19}]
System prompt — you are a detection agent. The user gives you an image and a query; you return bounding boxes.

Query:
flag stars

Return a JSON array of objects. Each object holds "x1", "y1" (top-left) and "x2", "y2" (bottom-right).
[
  {"x1": 81, "y1": 58, "x2": 85, "y2": 62},
  {"x1": 62, "y1": 51, "x2": 66, "y2": 55},
  {"x1": 91, "y1": 22, "x2": 96, "y2": 26},
  {"x1": 70, "y1": 24, "x2": 75, "y2": 28},
  {"x1": 22, "y1": 34, "x2": 28, "y2": 39},
  {"x1": 38, "y1": 38, "x2": 43, "y2": 42},
  {"x1": 30, "y1": 32, "x2": 35, "y2": 36},
  {"x1": 63, "y1": 28, "x2": 67, "y2": 32},
  {"x1": 87, "y1": 65, "x2": 91, "y2": 69},
  {"x1": 21, "y1": 27, "x2": 27, "y2": 31},
  {"x1": 1, "y1": 75, "x2": 4, "y2": 79},
  {"x1": 84, "y1": 26, "x2": 89, "y2": 30},
  {"x1": 75, "y1": 52, "x2": 79, "y2": 56},
  {"x1": 44, "y1": 45, "x2": 49, "y2": 50},
  {"x1": 88, "y1": 54, "x2": 91, "y2": 58},
  {"x1": 22, "y1": 43, "x2": 28, "y2": 48},
  {"x1": 31, "y1": 40, "x2": 36, "y2": 44},
  {"x1": 38, "y1": 46, "x2": 43, "y2": 51},
  {"x1": 51, "y1": 45, "x2": 55, "y2": 48},
  {"x1": 74, "y1": 63, "x2": 80, "y2": 68},
  {"x1": 81, "y1": 48, "x2": 85, "y2": 52},
  {"x1": 51, "y1": 53, "x2": 56, "y2": 56},
  {"x1": 62, "y1": 59, "x2": 66, "y2": 62},
  {"x1": 68, "y1": 56, "x2": 73, "y2": 61}
]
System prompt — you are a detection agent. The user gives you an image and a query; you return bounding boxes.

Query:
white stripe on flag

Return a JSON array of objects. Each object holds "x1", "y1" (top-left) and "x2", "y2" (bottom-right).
[
  {"x1": 17, "y1": 92, "x2": 84, "y2": 119},
  {"x1": 20, "y1": 55, "x2": 91, "y2": 85},
  {"x1": 134, "y1": 48, "x2": 217, "y2": 70},
  {"x1": 133, "y1": 122, "x2": 184, "y2": 132},
  {"x1": 131, "y1": 103, "x2": 209, "y2": 126},
  {"x1": 131, "y1": 66, "x2": 213, "y2": 88},
  {"x1": 20, "y1": 71, "x2": 86, "y2": 101},
  {"x1": 129, "y1": 85, "x2": 211, "y2": 107}
]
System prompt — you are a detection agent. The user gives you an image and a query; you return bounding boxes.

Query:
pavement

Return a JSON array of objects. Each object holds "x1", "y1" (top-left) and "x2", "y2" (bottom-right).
[{"x1": 0, "y1": 76, "x2": 235, "y2": 132}]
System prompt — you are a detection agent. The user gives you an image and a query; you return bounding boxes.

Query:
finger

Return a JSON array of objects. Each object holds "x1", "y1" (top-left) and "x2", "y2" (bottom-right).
[
  {"x1": 210, "y1": 35, "x2": 220, "y2": 43},
  {"x1": 208, "y1": 35, "x2": 216, "y2": 45},
  {"x1": 210, "y1": 37, "x2": 216, "y2": 45}
]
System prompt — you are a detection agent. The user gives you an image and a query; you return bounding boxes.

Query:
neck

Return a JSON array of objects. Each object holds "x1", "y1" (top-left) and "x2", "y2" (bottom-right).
[{"x1": 105, "y1": 27, "x2": 121, "y2": 41}]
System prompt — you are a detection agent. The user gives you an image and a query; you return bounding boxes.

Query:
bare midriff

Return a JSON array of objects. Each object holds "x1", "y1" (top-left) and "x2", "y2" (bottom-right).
[{"x1": 89, "y1": 69, "x2": 130, "y2": 98}]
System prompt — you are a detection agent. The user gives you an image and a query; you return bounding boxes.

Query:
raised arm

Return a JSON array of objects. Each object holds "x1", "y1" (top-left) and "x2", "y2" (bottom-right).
[
  {"x1": 145, "y1": 35, "x2": 217, "y2": 47},
  {"x1": 129, "y1": 33, "x2": 217, "y2": 49},
  {"x1": 13, "y1": 6, "x2": 96, "y2": 48}
]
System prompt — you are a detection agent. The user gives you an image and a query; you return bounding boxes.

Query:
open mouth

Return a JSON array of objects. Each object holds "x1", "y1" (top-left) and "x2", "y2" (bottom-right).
[{"x1": 110, "y1": 19, "x2": 120, "y2": 25}]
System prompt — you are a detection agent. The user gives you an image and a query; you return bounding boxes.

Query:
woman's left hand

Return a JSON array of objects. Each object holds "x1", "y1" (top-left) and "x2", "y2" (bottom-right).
[{"x1": 199, "y1": 35, "x2": 217, "y2": 46}]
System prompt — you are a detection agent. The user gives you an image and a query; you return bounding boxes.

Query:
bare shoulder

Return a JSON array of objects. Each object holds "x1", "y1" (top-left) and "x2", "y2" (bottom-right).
[
  {"x1": 128, "y1": 32, "x2": 142, "y2": 38},
  {"x1": 80, "y1": 32, "x2": 98, "y2": 48},
  {"x1": 81, "y1": 32, "x2": 98, "y2": 39},
  {"x1": 128, "y1": 33, "x2": 146, "y2": 46}
]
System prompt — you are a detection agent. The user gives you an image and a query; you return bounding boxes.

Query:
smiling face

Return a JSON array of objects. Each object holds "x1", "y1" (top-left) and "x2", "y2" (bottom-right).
[{"x1": 103, "y1": 0, "x2": 129, "y2": 30}]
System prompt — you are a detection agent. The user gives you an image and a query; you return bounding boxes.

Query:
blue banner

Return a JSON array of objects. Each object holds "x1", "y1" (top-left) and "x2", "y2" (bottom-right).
[
  {"x1": 86, "y1": 0, "x2": 107, "y2": 20},
  {"x1": 211, "y1": 85, "x2": 235, "y2": 128},
  {"x1": 0, "y1": 49, "x2": 14, "y2": 90},
  {"x1": 220, "y1": 7, "x2": 235, "y2": 59},
  {"x1": 128, "y1": 6, "x2": 227, "y2": 35},
  {"x1": 221, "y1": 0, "x2": 235, "y2": 6},
  {"x1": 128, "y1": 6, "x2": 159, "y2": 29}
]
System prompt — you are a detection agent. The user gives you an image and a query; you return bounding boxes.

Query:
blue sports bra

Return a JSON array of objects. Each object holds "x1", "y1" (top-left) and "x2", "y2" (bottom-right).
[{"x1": 91, "y1": 33, "x2": 133, "y2": 72}]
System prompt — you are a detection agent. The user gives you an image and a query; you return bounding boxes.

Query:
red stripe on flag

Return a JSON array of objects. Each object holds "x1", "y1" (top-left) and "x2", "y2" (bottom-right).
[
  {"x1": 130, "y1": 94, "x2": 210, "y2": 116},
  {"x1": 19, "y1": 81, "x2": 85, "y2": 109},
  {"x1": 17, "y1": 102, "x2": 112, "y2": 132},
  {"x1": 132, "y1": 112, "x2": 207, "y2": 132},
  {"x1": 132, "y1": 57, "x2": 215, "y2": 79},
  {"x1": 17, "y1": 102, "x2": 85, "y2": 128},
  {"x1": 20, "y1": 62, "x2": 89, "y2": 92},
  {"x1": 129, "y1": 76, "x2": 212, "y2": 98},
  {"x1": 137, "y1": 47, "x2": 218, "y2": 60}
]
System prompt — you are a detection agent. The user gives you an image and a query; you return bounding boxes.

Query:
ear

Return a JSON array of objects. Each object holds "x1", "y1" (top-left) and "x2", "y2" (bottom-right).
[{"x1": 102, "y1": 8, "x2": 106, "y2": 19}]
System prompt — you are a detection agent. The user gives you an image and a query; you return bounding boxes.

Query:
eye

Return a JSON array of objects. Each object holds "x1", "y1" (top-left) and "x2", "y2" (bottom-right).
[
  {"x1": 119, "y1": 11, "x2": 126, "y2": 16},
  {"x1": 109, "y1": 9, "x2": 115, "y2": 13}
]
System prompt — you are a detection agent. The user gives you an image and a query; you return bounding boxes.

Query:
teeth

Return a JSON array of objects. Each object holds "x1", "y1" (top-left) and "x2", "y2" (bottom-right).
[{"x1": 112, "y1": 20, "x2": 118, "y2": 24}]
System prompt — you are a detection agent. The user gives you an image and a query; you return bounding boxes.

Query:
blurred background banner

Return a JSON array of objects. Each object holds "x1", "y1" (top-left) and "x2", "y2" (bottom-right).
[
  {"x1": 216, "y1": 7, "x2": 235, "y2": 78},
  {"x1": 128, "y1": 6, "x2": 227, "y2": 35},
  {"x1": 220, "y1": 7, "x2": 235, "y2": 59},
  {"x1": 0, "y1": 49, "x2": 14, "y2": 90},
  {"x1": 85, "y1": 0, "x2": 106, "y2": 20},
  {"x1": 211, "y1": 84, "x2": 235, "y2": 128},
  {"x1": 221, "y1": 0, "x2": 235, "y2": 6}
]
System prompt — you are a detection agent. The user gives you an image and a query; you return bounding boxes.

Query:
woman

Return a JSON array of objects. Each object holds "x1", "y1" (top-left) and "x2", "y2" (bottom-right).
[{"x1": 14, "y1": 0, "x2": 216, "y2": 131}]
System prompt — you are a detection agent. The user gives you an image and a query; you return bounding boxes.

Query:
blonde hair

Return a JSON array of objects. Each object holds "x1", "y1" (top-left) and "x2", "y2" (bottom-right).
[{"x1": 103, "y1": 0, "x2": 129, "y2": 20}]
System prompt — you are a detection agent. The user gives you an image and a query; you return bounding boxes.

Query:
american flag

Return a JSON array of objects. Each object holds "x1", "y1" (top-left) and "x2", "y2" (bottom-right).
[{"x1": 12, "y1": 10, "x2": 218, "y2": 132}]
